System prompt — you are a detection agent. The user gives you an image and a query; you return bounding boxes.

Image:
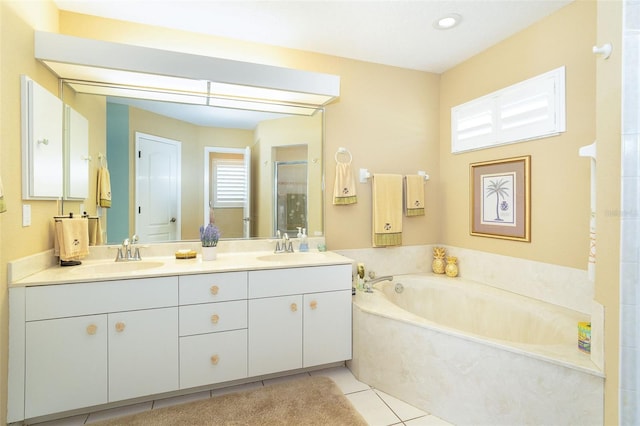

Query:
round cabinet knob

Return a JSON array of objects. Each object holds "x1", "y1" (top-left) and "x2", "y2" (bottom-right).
[
  {"x1": 211, "y1": 314, "x2": 220, "y2": 324},
  {"x1": 310, "y1": 300, "x2": 318, "y2": 310},
  {"x1": 210, "y1": 285, "x2": 219, "y2": 295},
  {"x1": 290, "y1": 303, "x2": 298, "y2": 312},
  {"x1": 115, "y1": 322, "x2": 126, "y2": 332},
  {"x1": 86, "y1": 324, "x2": 98, "y2": 335},
  {"x1": 210, "y1": 354, "x2": 220, "y2": 365}
]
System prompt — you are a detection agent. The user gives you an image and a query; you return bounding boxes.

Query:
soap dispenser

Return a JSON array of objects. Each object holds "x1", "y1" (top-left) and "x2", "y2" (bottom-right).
[{"x1": 299, "y1": 228, "x2": 309, "y2": 252}]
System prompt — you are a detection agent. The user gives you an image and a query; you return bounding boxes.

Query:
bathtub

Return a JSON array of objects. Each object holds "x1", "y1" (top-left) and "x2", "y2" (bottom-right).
[{"x1": 349, "y1": 273, "x2": 604, "y2": 426}]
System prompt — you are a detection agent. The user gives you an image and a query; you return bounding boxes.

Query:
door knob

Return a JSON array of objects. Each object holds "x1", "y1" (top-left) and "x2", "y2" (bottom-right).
[{"x1": 170, "y1": 217, "x2": 177, "y2": 223}]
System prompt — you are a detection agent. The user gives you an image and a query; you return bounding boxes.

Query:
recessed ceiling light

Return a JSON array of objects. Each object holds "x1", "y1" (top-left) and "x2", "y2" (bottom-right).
[{"x1": 433, "y1": 13, "x2": 462, "y2": 30}]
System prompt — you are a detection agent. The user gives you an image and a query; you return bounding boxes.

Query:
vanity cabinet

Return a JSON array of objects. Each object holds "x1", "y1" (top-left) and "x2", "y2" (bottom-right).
[
  {"x1": 9, "y1": 261, "x2": 353, "y2": 423},
  {"x1": 178, "y1": 272, "x2": 248, "y2": 389},
  {"x1": 247, "y1": 265, "x2": 352, "y2": 377},
  {"x1": 17, "y1": 276, "x2": 178, "y2": 419}
]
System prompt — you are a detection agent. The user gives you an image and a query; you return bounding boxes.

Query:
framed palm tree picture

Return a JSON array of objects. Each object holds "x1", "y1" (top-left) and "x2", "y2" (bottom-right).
[{"x1": 470, "y1": 155, "x2": 531, "y2": 241}]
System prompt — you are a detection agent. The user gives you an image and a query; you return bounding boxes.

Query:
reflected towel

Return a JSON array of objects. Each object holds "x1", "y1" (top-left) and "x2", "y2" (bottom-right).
[
  {"x1": 0, "y1": 176, "x2": 6, "y2": 213},
  {"x1": 88, "y1": 218, "x2": 103, "y2": 246},
  {"x1": 404, "y1": 175, "x2": 425, "y2": 217},
  {"x1": 372, "y1": 174, "x2": 403, "y2": 247},
  {"x1": 54, "y1": 218, "x2": 89, "y2": 261},
  {"x1": 333, "y1": 163, "x2": 357, "y2": 205},
  {"x1": 97, "y1": 167, "x2": 112, "y2": 208}
]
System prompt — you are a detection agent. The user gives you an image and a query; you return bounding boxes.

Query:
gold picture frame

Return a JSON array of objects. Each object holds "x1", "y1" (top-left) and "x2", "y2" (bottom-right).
[{"x1": 470, "y1": 155, "x2": 531, "y2": 242}]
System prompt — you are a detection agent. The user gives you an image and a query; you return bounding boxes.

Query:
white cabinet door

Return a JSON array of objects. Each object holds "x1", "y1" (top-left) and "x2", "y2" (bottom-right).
[
  {"x1": 180, "y1": 329, "x2": 247, "y2": 389},
  {"x1": 108, "y1": 307, "x2": 179, "y2": 402},
  {"x1": 25, "y1": 315, "x2": 107, "y2": 418},
  {"x1": 303, "y1": 290, "x2": 352, "y2": 367},
  {"x1": 21, "y1": 75, "x2": 63, "y2": 199},
  {"x1": 248, "y1": 295, "x2": 302, "y2": 376}
]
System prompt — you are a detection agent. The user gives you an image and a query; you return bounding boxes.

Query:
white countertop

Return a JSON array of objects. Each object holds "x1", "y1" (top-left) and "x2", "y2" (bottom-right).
[{"x1": 10, "y1": 250, "x2": 354, "y2": 287}]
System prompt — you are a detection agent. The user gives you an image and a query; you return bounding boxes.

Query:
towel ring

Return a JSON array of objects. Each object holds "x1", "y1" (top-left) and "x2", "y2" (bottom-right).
[{"x1": 335, "y1": 147, "x2": 352, "y2": 164}]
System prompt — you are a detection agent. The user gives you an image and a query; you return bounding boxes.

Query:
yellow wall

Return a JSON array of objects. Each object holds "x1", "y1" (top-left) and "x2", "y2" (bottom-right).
[
  {"x1": 0, "y1": 1, "x2": 624, "y2": 424},
  {"x1": 595, "y1": 1, "x2": 623, "y2": 423},
  {"x1": 440, "y1": 0, "x2": 596, "y2": 269},
  {"x1": 1, "y1": 2, "x2": 59, "y2": 422}
]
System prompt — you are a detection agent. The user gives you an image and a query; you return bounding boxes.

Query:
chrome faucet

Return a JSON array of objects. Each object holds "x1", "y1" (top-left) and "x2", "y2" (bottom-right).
[
  {"x1": 115, "y1": 234, "x2": 142, "y2": 262},
  {"x1": 364, "y1": 275, "x2": 393, "y2": 293},
  {"x1": 274, "y1": 231, "x2": 294, "y2": 253}
]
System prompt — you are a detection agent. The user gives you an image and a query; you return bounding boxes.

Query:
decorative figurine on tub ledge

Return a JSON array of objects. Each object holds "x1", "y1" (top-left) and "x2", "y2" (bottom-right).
[
  {"x1": 445, "y1": 256, "x2": 459, "y2": 277},
  {"x1": 432, "y1": 247, "x2": 446, "y2": 274}
]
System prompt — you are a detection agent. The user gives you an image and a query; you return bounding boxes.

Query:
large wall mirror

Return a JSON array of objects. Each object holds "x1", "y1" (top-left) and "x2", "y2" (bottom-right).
[
  {"x1": 40, "y1": 31, "x2": 337, "y2": 246},
  {"x1": 61, "y1": 86, "x2": 325, "y2": 245}
]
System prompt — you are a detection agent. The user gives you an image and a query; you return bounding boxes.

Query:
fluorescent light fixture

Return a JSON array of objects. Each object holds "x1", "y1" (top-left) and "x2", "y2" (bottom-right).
[
  {"x1": 34, "y1": 31, "x2": 340, "y2": 116},
  {"x1": 433, "y1": 13, "x2": 462, "y2": 30}
]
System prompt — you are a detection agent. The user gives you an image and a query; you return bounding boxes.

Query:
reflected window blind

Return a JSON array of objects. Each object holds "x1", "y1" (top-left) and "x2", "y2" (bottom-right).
[{"x1": 212, "y1": 159, "x2": 246, "y2": 208}]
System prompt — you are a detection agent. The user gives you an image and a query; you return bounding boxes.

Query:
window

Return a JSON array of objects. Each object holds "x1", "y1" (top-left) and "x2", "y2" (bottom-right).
[
  {"x1": 212, "y1": 158, "x2": 246, "y2": 208},
  {"x1": 451, "y1": 66, "x2": 566, "y2": 153}
]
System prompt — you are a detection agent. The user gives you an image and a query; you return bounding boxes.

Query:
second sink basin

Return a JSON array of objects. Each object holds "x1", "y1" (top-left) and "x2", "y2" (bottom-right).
[
  {"x1": 257, "y1": 252, "x2": 329, "y2": 263},
  {"x1": 70, "y1": 260, "x2": 165, "y2": 275}
]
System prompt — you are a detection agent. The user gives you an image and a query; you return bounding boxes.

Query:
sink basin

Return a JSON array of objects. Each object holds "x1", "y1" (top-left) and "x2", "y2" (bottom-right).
[
  {"x1": 70, "y1": 261, "x2": 165, "y2": 275},
  {"x1": 257, "y1": 252, "x2": 329, "y2": 263}
]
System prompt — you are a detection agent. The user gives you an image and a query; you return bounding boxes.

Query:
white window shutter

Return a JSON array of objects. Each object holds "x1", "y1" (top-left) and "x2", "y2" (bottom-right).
[
  {"x1": 451, "y1": 66, "x2": 565, "y2": 153},
  {"x1": 213, "y1": 159, "x2": 246, "y2": 208}
]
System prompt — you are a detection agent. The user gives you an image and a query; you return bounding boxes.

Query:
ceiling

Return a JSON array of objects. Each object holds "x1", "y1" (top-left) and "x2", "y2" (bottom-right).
[
  {"x1": 53, "y1": 0, "x2": 573, "y2": 129},
  {"x1": 54, "y1": 0, "x2": 572, "y2": 73}
]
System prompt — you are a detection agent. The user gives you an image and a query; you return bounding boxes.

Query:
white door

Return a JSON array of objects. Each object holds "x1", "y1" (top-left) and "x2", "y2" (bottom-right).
[{"x1": 136, "y1": 132, "x2": 181, "y2": 242}]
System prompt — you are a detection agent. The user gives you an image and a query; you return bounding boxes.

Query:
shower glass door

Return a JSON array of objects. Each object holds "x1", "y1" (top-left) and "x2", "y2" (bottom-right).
[{"x1": 274, "y1": 160, "x2": 307, "y2": 236}]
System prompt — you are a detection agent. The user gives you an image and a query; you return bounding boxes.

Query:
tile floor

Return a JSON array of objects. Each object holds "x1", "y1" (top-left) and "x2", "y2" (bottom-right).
[{"x1": 30, "y1": 366, "x2": 453, "y2": 426}]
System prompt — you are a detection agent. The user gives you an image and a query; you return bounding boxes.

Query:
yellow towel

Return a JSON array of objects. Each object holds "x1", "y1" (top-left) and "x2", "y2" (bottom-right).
[
  {"x1": 404, "y1": 175, "x2": 425, "y2": 216},
  {"x1": 333, "y1": 163, "x2": 357, "y2": 205},
  {"x1": 88, "y1": 218, "x2": 103, "y2": 246},
  {"x1": 97, "y1": 167, "x2": 112, "y2": 208},
  {"x1": 372, "y1": 174, "x2": 403, "y2": 247},
  {"x1": 0, "y1": 176, "x2": 6, "y2": 213},
  {"x1": 54, "y1": 218, "x2": 90, "y2": 261}
]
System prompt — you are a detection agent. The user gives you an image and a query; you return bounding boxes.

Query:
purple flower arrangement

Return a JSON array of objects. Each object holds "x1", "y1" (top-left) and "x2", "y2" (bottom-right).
[{"x1": 200, "y1": 223, "x2": 220, "y2": 247}]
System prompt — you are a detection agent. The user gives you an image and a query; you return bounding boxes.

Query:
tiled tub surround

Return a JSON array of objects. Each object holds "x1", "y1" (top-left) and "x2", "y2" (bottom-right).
[{"x1": 350, "y1": 273, "x2": 604, "y2": 425}]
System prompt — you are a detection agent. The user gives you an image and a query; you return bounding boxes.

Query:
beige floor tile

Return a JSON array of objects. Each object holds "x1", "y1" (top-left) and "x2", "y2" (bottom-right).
[
  {"x1": 404, "y1": 414, "x2": 455, "y2": 425},
  {"x1": 374, "y1": 389, "x2": 428, "y2": 421},
  {"x1": 346, "y1": 389, "x2": 401, "y2": 426}
]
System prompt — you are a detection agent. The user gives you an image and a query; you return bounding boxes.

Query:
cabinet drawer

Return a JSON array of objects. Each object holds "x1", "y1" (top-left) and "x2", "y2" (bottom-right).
[
  {"x1": 248, "y1": 265, "x2": 351, "y2": 298},
  {"x1": 180, "y1": 329, "x2": 247, "y2": 389},
  {"x1": 26, "y1": 277, "x2": 178, "y2": 321},
  {"x1": 179, "y1": 301, "x2": 247, "y2": 336},
  {"x1": 179, "y1": 272, "x2": 247, "y2": 305}
]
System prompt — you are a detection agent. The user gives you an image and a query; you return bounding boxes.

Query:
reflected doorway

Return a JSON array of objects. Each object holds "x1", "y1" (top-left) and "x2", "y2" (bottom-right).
[{"x1": 204, "y1": 147, "x2": 251, "y2": 238}]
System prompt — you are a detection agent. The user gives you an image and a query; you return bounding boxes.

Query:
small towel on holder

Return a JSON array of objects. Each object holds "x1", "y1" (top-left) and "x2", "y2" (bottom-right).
[
  {"x1": 54, "y1": 218, "x2": 89, "y2": 261},
  {"x1": 97, "y1": 166, "x2": 112, "y2": 208},
  {"x1": 0, "y1": 176, "x2": 6, "y2": 213},
  {"x1": 372, "y1": 174, "x2": 403, "y2": 247},
  {"x1": 88, "y1": 218, "x2": 103, "y2": 246},
  {"x1": 404, "y1": 175, "x2": 425, "y2": 216},
  {"x1": 333, "y1": 158, "x2": 357, "y2": 205}
]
